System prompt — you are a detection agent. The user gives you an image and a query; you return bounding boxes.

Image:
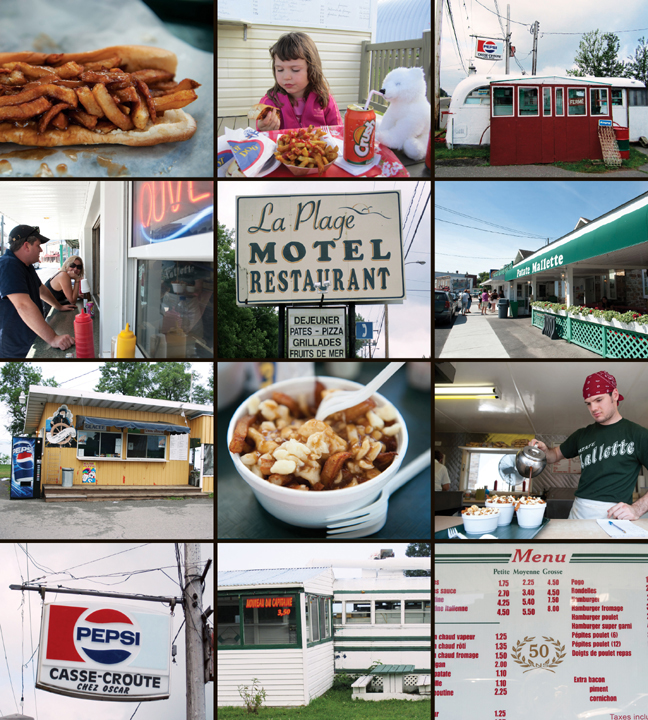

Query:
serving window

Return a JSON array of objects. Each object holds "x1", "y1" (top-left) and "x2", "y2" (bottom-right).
[
  {"x1": 555, "y1": 88, "x2": 564, "y2": 116},
  {"x1": 568, "y1": 88, "x2": 587, "y2": 115},
  {"x1": 518, "y1": 87, "x2": 539, "y2": 116},
  {"x1": 492, "y1": 86, "x2": 513, "y2": 116},
  {"x1": 590, "y1": 88, "x2": 609, "y2": 116},
  {"x1": 77, "y1": 431, "x2": 122, "y2": 459},
  {"x1": 243, "y1": 595, "x2": 298, "y2": 646},
  {"x1": 135, "y1": 259, "x2": 214, "y2": 358},
  {"x1": 126, "y1": 433, "x2": 166, "y2": 460}
]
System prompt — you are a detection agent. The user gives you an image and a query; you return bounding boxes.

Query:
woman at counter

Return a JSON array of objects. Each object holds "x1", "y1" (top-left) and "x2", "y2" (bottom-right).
[
  {"x1": 530, "y1": 371, "x2": 648, "y2": 521},
  {"x1": 42, "y1": 256, "x2": 84, "y2": 316}
]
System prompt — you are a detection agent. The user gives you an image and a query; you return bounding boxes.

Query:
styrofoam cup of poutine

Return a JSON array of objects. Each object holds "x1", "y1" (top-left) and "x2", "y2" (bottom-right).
[
  {"x1": 461, "y1": 509, "x2": 500, "y2": 534},
  {"x1": 227, "y1": 375, "x2": 409, "y2": 528},
  {"x1": 485, "y1": 499, "x2": 515, "y2": 526},
  {"x1": 515, "y1": 503, "x2": 546, "y2": 528}
]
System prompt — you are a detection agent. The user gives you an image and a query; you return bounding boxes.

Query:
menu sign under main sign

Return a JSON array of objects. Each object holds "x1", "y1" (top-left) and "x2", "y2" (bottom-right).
[
  {"x1": 435, "y1": 544, "x2": 648, "y2": 718},
  {"x1": 287, "y1": 307, "x2": 346, "y2": 358}
]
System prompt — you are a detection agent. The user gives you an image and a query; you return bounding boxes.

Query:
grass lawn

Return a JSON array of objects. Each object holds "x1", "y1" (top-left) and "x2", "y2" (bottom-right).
[
  {"x1": 0, "y1": 464, "x2": 9, "y2": 479},
  {"x1": 217, "y1": 688, "x2": 430, "y2": 719}
]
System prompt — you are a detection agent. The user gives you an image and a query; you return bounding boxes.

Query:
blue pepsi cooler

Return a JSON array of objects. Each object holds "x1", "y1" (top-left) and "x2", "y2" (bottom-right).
[{"x1": 11, "y1": 436, "x2": 42, "y2": 499}]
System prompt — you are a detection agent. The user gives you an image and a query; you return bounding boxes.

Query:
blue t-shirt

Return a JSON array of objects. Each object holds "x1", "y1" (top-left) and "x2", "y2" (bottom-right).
[{"x1": 0, "y1": 249, "x2": 43, "y2": 357}]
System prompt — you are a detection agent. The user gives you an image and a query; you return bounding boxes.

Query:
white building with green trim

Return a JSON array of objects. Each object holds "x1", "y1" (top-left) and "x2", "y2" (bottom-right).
[{"x1": 217, "y1": 558, "x2": 431, "y2": 707}]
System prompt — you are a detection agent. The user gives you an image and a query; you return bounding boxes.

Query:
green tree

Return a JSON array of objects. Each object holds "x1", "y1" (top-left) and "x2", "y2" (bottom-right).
[
  {"x1": 0, "y1": 363, "x2": 59, "y2": 436},
  {"x1": 218, "y1": 222, "x2": 279, "y2": 358},
  {"x1": 404, "y1": 542, "x2": 431, "y2": 577},
  {"x1": 625, "y1": 36, "x2": 648, "y2": 86},
  {"x1": 566, "y1": 30, "x2": 625, "y2": 77},
  {"x1": 191, "y1": 364, "x2": 213, "y2": 405},
  {"x1": 94, "y1": 362, "x2": 153, "y2": 396},
  {"x1": 148, "y1": 362, "x2": 193, "y2": 402},
  {"x1": 477, "y1": 271, "x2": 491, "y2": 285}
]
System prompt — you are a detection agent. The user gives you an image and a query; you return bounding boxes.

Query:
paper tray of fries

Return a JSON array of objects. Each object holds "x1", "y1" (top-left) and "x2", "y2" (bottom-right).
[{"x1": 274, "y1": 125, "x2": 341, "y2": 176}]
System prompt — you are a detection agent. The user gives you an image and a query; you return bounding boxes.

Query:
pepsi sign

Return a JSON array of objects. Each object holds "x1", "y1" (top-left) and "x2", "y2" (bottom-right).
[
  {"x1": 37, "y1": 602, "x2": 172, "y2": 701},
  {"x1": 476, "y1": 38, "x2": 504, "y2": 60}
]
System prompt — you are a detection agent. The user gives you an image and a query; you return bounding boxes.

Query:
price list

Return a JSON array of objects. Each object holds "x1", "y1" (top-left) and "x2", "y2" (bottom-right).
[{"x1": 435, "y1": 544, "x2": 648, "y2": 719}]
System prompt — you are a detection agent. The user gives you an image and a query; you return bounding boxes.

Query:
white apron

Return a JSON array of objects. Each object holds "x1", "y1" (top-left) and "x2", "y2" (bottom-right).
[{"x1": 568, "y1": 496, "x2": 617, "y2": 520}]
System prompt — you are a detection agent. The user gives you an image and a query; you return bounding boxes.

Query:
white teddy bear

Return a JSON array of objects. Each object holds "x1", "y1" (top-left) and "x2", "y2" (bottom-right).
[{"x1": 375, "y1": 67, "x2": 431, "y2": 161}]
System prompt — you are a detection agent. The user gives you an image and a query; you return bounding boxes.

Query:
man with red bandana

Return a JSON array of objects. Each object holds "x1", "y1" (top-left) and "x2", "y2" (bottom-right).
[{"x1": 529, "y1": 371, "x2": 648, "y2": 520}]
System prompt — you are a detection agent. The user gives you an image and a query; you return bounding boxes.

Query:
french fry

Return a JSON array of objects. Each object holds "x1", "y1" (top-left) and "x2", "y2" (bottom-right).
[
  {"x1": 152, "y1": 89, "x2": 198, "y2": 112},
  {"x1": 92, "y1": 82, "x2": 133, "y2": 131}
]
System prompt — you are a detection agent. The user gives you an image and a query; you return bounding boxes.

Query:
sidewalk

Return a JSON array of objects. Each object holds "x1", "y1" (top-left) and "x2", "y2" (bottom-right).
[
  {"x1": 438, "y1": 310, "x2": 510, "y2": 358},
  {"x1": 437, "y1": 312, "x2": 601, "y2": 359}
]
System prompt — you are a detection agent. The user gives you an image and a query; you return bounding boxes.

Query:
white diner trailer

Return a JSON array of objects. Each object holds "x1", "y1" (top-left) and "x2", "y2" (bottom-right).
[
  {"x1": 217, "y1": 557, "x2": 431, "y2": 707},
  {"x1": 446, "y1": 73, "x2": 648, "y2": 146}
]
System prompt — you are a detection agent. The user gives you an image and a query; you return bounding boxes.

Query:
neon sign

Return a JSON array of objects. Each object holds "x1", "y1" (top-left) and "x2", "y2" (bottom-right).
[
  {"x1": 245, "y1": 597, "x2": 293, "y2": 609},
  {"x1": 132, "y1": 181, "x2": 213, "y2": 246}
]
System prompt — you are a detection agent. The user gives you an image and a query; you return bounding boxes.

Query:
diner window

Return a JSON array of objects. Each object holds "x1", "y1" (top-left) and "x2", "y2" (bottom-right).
[
  {"x1": 309, "y1": 595, "x2": 320, "y2": 642},
  {"x1": 136, "y1": 259, "x2": 214, "y2": 358},
  {"x1": 465, "y1": 87, "x2": 490, "y2": 105},
  {"x1": 492, "y1": 87, "x2": 513, "y2": 116},
  {"x1": 126, "y1": 433, "x2": 166, "y2": 460},
  {"x1": 629, "y1": 88, "x2": 648, "y2": 106},
  {"x1": 543, "y1": 87, "x2": 551, "y2": 116},
  {"x1": 77, "y1": 431, "x2": 122, "y2": 459},
  {"x1": 518, "y1": 87, "x2": 538, "y2": 116},
  {"x1": 405, "y1": 601, "x2": 431, "y2": 624},
  {"x1": 590, "y1": 88, "x2": 608, "y2": 116},
  {"x1": 466, "y1": 451, "x2": 520, "y2": 491},
  {"x1": 568, "y1": 88, "x2": 586, "y2": 115},
  {"x1": 555, "y1": 88, "x2": 564, "y2": 116},
  {"x1": 243, "y1": 596, "x2": 297, "y2": 645},
  {"x1": 612, "y1": 89, "x2": 624, "y2": 106},
  {"x1": 323, "y1": 598, "x2": 330, "y2": 638},
  {"x1": 217, "y1": 596, "x2": 240, "y2": 646},
  {"x1": 375, "y1": 600, "x2": 402, "y2": 624},
  {"x1": 332, "y1": 601, "x2": 343, "y2": 624},
  {"x1": 345, "y1": 601, "x2": 371, "y2": 623}
]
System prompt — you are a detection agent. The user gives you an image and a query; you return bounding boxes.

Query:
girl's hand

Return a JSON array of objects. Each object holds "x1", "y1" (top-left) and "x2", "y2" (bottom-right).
[{"x1": 257, "y1": 111, "x2": 280, "y2": 133}]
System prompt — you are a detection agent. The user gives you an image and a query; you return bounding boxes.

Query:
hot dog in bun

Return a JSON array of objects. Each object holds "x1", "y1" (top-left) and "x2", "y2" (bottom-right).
[
  {"x1": 0, "y1": 46, "x2": 200, "y2": 146},
  {"x1": 248, "y1": 103, "x2": 279, "y2": 123}
]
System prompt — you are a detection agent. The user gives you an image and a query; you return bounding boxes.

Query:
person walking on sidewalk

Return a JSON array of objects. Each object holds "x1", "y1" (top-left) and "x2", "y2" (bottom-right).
[
  {"x1": 481, "y1": 289, "x2": 490, "y2": 315},
  {"x1": 489, "y1": 291, "x2": 498, "y2": 313},
  {"x1": 461, "y1": 289, "x2": 470, "y2": 316}
]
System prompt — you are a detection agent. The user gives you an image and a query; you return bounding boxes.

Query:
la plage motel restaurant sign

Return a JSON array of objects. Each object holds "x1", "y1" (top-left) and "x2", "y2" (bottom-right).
[
  {"x1": 36, "y1": 602, "x2": 172, "y2": 701},
  {"x1": 236, "y1": 192, "x2": 405, "y2": 305}
]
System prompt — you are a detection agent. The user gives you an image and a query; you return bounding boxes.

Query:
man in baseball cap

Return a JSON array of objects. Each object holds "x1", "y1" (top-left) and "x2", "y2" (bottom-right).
[
  {"x1": 0, "y1": 224, "x2": 75, "y2": 358},
  {"x1": 529, "y1": 370, "x2": 648, "y2": 520}
]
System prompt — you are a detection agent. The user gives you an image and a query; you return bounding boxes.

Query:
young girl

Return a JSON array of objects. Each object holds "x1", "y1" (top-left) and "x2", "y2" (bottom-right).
[
  {"x1": 42, "y1": 255, "x2": 84, "y2": 316},
  {"x1": 255, "y1": 32, "x2": 342, "y2": 132}
]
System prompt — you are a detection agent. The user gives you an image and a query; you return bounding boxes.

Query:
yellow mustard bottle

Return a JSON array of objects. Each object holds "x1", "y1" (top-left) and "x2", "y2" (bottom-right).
[{"x1": 116, "y1": 322, "x2": 136, "y2": 358}]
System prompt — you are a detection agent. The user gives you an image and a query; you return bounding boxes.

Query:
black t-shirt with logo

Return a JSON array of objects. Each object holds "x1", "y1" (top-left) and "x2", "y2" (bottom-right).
[{"x1": 560, "y1": 418, "x2": 648, "y2": 504}]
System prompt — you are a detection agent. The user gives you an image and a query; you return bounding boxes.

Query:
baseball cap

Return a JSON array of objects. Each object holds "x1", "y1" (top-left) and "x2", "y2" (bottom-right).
[{"x1": 8, "y1": 225, "x2": 51, "y2": 246}]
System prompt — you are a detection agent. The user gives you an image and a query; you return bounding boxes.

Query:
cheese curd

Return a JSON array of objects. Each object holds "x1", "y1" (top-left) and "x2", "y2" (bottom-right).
[
  {"x1": 516, "y1": 496, "x2": 545, "y2": 506},
  {"x1": 462, "y1": 505, "x2": 499, "y2": 517},
  {"x1": 229, "y1": 381, "x2": 400, "y2": 491},
  {"x1": 486, "y1": 495, "x2": 518, "y2": 504}
]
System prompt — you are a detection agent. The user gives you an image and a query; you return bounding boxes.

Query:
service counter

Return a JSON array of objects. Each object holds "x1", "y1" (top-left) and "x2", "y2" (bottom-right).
[
  {"x1": 435, "y1": 515, "x2": 648, "y2": 539},
  {"x1": 27, "y1": 300, "x2": 101, "y2": 359}
]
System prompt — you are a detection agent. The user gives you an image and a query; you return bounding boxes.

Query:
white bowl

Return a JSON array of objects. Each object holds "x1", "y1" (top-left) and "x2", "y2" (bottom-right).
[
  {"x1": 171, "y1": 282, "x2": 186, "y2": 293},
  {"x1": 461, "y1": 509, "x2": 500, "y2": 534},
  {"x1": 227, "y1": 375, "x2": 409, "y2": 528},
  {"x1": 515, "y1": 503, "x2": 546, "y2": 528},
  {"x1": 485, "y1": 499, "x2": 515, "y2": 526}
]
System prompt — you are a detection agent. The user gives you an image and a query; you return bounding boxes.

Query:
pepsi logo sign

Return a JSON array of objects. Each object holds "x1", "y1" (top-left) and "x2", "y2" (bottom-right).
[
  {"x1": 483, "y1": 40, "x2": 497, "y2": 54},
  {"x1": 73, "y1": 607, "x2": 142, "y2": 666}
]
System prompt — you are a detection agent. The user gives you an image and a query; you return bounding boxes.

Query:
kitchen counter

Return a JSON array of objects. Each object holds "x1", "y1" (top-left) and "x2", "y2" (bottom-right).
[
  {"x1": 27, "y1": 301, "x2": 100, "y2": 359},
  {"x1": 435, "y1": 515, "x2": 648, "y2": 539}
]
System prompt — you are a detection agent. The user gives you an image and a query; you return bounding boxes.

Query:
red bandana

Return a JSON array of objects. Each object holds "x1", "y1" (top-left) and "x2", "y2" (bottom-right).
[{"x1": 582, "y1": 371, "x2": 624, "y2": 403}]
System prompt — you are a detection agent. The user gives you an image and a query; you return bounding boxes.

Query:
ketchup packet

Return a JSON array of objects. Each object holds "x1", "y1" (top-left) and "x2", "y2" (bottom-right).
[{"x1": 219, "y1": 127, "x2": 278, "y2": 177}]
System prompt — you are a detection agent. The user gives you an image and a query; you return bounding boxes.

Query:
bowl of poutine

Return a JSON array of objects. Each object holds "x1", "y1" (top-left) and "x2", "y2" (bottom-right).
[
  {"x1": 461, "y1": 505, "x2": 500, "y2": 534},
  {"x1": 485, "y1": 495, "x2": 516, "y2": 526},
  {"x1": 227, "y1": 375, "x2": 408, "y2": 528},
  {"x1": 514, "y1": 497, "x2": 546, "y2": 528},
  {"x1": 274, "y1": 125, "x2": 340, "y2": 176}
]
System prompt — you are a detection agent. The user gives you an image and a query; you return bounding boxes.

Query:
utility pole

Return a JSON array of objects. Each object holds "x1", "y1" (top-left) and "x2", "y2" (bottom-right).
[
  {"x1": 434, "y1": 0, "x2": 443, "y2": 129},
  {"x1": 505, "y1": 5, "x2": 510, "y2": 75},
  {"x1": 383, "y1": 304, "x2": 390, "y2": 358},
  {"x1": 184, "y1": 543, "x2": 206, "y2": 720},
  {"x1": 531, "y1": 21, "x2": 539, "y2": 75}
]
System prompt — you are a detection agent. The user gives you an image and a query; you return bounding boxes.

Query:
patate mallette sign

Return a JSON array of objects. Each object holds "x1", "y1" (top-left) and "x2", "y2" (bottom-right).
[
  {"x1": 236, "y1": 192, "x2": 405, "y2": 305},
  {"x1": 36, "y1": 602, "x2": 171, "y2": 701}
]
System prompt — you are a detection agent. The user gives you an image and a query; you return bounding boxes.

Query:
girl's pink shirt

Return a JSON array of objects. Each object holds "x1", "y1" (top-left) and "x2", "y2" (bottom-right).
[{"x1": 257, "y1": 89, "x2": 342, "y2": 130}]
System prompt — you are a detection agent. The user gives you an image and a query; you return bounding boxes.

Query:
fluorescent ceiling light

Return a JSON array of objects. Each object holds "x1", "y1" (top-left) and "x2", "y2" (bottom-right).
[{"x1": 435, "y1": 385, "x2": 500, "y2": 399}]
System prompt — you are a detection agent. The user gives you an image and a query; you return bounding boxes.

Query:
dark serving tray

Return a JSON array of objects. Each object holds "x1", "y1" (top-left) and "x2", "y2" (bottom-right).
[{"x1": 435, "y1": 516, "x2": 550, "y2": 540}]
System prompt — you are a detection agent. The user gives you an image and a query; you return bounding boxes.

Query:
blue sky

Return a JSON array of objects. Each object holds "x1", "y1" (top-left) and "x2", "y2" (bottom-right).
[
  {"x1": 435, "y1": 181, "x2": 648, "y2": 276},
  {"x1": 439, "y1": 0, "x2": 648, "y2": 95}
]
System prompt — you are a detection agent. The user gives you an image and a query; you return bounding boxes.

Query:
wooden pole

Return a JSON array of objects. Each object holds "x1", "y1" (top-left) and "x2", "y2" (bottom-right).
[
  {"x1": 278, "y1": 305, "x2": 285, "y2": 358},
  {"x1": 434, "y1": 0, "x2": 443, "y2": 129}
]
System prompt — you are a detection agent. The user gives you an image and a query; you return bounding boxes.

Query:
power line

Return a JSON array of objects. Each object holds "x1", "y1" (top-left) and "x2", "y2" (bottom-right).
[
  {"x1": 435, "y1": 204, "x2": 547, "y2": 238},
  {"x1": 436, "y1": 217, "x2": 548, "y2": 239},
  {"x1": 473, "y1": 0, "x2": 530, "y2": 27},
  {"x1": 404, "y1": 191, "x2": 431, "y2": 259},
  {"x1": 436, "y1": 251, "x2": 514, "y2": 259},
  {"x1": 57, "y1": 367, "x2": 101, "y2": 386},
  {"x1": 0, "y1": 619, "x2": 18, "y2": 713},
  {"x1": 446, "y1": 0, "x2": 468, "y2": 75}
]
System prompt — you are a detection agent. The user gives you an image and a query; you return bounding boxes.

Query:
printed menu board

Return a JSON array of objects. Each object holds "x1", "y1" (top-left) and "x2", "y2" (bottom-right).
[{"x1": 435, "y1": 544, "x2": 648, "y2": 717}]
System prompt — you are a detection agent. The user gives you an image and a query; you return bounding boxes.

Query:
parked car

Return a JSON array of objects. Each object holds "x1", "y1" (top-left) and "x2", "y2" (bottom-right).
[{"x1": 435, "y1": 290, "x2": 457, "y2": 325}]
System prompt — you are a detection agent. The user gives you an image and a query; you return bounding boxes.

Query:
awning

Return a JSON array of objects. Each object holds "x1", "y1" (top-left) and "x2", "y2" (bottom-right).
[{"x1": 76, "y1": 416, "x2": 190, "y2": 435}]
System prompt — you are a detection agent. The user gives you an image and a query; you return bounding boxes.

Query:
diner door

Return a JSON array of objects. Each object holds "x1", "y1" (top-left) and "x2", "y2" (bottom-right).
[{"x1": 541, "y1": 87, "x2": 554, "y2": 162}]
